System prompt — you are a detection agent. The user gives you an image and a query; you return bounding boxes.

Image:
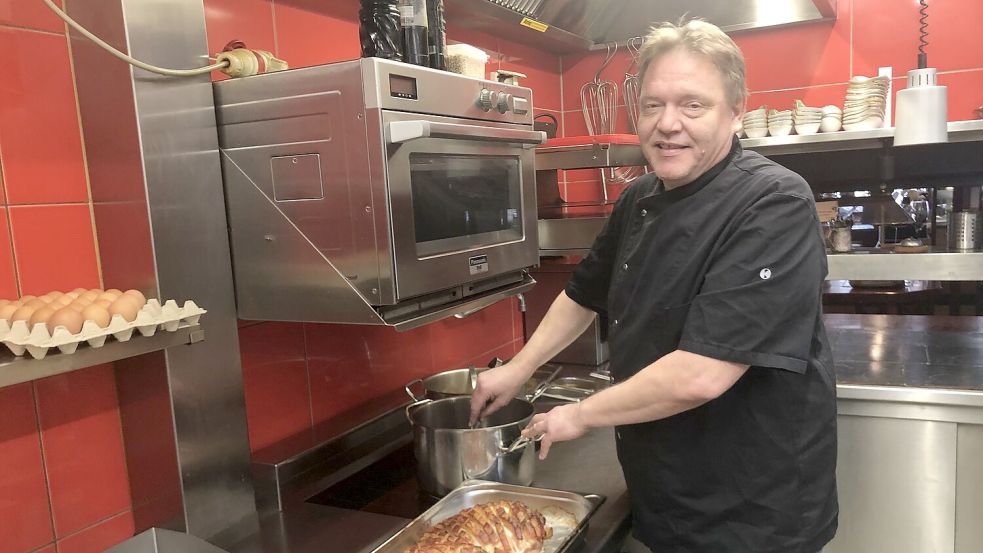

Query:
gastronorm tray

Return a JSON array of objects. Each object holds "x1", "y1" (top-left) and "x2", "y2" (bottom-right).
[
  {"x1": 370, "y1": 480, "x2": 605, "y2": 553},
  {"x1": 541, "y1": 377, "x2": 606, "y2": 403}
]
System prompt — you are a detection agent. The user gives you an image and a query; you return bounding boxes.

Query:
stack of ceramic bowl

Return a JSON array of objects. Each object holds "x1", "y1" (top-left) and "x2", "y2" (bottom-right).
[
  {"x1": 767, "y1": 109, "x2": 793, "y2": 137},
  {"x1": 820, "y1": 105, "x2": 843, "y2": 132},
  {"x1": 742, "y1": 106, "x2": 767, "y2": 138},
  {"x1": 842, "y1": 75, "x2": 889, "y2": 131},
  {"x1": 792, "y1": 100, "x2": 823, "y2": 135}
]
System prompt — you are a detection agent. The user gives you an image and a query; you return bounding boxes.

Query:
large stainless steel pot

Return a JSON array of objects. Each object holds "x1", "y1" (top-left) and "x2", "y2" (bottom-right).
[
  {"x1": 405, "y1": 368, "x2": 475, "y2": 401},
  {"x1": 405, "y1": 396, "x2": 536, "y2": 496}
]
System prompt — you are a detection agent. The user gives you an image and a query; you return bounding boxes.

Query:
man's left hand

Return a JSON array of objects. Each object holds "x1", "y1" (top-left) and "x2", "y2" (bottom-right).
[{"x1": 521, "y1": 403, "x2": 588, "y2": 460}]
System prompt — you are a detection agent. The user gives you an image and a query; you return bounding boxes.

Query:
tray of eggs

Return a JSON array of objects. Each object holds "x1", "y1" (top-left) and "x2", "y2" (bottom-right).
[{"x1": 0, "y1": 288, "x2": 206, "y2": 360}]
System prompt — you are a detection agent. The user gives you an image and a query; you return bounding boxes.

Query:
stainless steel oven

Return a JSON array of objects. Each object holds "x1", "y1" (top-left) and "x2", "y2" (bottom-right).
[{"x1": 214, "y1": 58, "x2": 543, "y2": 330}]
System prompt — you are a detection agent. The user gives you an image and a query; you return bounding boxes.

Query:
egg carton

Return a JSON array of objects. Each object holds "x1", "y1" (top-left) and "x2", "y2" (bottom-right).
[{"x1": 0, "y1": 299, "x2": 206, "y2": 360}]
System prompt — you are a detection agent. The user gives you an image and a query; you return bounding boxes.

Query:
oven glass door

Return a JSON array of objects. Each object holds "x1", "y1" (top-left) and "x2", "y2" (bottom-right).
[
  {"x1": 410, "y1": 152, "x2": 522, "y2": 257},
  {"x1": 384, "y1": 112, "x2": 542, "y2": 300}
]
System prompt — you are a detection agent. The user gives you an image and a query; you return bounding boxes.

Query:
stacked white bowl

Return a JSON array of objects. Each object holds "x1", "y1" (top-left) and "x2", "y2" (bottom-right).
[
  {"x1": 742, "y1": 107, "x2": 768, "y2": 138},
  {"x1": 767, "y1": 109, "x2": 794, "y2": 137},
  {"x1": 792, "y1": 100, "x2": 823, "y2": 135},
  {"x1": 820, "y1": 105, "x2": 843, "y2": 132},
  {"x1": 842, "y1": 75, "x2": 889, "y2": 131}
]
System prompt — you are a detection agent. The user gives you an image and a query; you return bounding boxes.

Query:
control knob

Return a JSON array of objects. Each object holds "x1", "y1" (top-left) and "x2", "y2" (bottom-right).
[
  {"x1": 478, "y1": 89, "x2": 497, "y2": 112},
  {"x1": 496, "y1": 93, "x2": 513, "y2": 114}
]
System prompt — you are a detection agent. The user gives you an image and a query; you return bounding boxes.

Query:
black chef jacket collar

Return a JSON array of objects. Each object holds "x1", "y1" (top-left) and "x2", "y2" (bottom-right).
[{"x1": 638, "y1": 135, "x2": 741, "y2": 212}]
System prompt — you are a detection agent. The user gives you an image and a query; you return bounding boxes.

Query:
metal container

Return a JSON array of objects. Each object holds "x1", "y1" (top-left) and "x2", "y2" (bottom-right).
[
  {"x1": 369, "y1": 480, "x2": 605, "y2": 553},
  {"x1": 948, "y1": 211, "x2": 981, "y2": 251},
  {"x1": 406, "y1": 367, "x2": 475, "y2": 400},
  {"x1": 406, "y1": 396, "x2": 535, "y2": 496}
]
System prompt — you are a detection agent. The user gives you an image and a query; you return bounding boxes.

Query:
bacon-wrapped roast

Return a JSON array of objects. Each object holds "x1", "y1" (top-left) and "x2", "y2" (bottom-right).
[{"x1": 407, "y1": 500, "x2": 553, "y2": 553}]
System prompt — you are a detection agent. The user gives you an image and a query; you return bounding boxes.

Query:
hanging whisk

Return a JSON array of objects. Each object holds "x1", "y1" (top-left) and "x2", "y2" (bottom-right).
[
  {"x1": 624, "y1": 36, "x2": 643, "y2": 134},
  {"x1": 579, "y1": 43, "x2": 620, "y2": 200}
]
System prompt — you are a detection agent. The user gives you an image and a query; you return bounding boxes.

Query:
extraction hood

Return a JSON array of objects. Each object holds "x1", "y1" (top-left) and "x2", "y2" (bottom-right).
[{"x1": 445, "y1": 0, "x2": 836, "y2": 53}]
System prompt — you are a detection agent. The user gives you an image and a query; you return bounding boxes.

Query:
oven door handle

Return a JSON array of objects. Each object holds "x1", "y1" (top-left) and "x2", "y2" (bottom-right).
[{"x1": 388, "y1": 120, "x2": 546, "y2": 149}]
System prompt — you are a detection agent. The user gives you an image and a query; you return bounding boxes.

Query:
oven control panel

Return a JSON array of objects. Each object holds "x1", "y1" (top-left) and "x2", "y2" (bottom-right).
[{"x1": 477, "y1": 88, "x2": 529, "y2": 115}]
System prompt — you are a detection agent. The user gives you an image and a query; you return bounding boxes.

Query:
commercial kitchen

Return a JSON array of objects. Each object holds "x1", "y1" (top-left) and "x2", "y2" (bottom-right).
[{"x1": 0, "y1": 1, "x2": 981, "y2": 552}]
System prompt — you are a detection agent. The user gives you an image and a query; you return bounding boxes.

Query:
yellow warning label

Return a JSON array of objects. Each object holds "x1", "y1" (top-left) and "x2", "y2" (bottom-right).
[{"x1": 520, "y1": 17, "x2": 549, "y2": 32}]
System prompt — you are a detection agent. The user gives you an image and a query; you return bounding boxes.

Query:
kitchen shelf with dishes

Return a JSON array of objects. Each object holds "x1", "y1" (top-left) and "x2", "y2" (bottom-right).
[{"x1": 0, "y1": 288, "x2": 206, "y2": 390}]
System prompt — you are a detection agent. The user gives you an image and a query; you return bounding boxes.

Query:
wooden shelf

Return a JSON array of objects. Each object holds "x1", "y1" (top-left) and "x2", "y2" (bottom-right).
[{"x1": 0, "y1": 323, "x2": 204, "y2": 389}]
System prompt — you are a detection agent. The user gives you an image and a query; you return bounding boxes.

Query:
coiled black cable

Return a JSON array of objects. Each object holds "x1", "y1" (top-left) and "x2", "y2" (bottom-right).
[{"x1": 918, "y1": 0, "x2": 929, "y2": 68}]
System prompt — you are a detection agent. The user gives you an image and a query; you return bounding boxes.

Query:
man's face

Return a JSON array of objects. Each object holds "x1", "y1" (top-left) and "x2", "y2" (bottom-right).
[{"x1": 636, "y1": 49, "x2": 744, "y2": 190}]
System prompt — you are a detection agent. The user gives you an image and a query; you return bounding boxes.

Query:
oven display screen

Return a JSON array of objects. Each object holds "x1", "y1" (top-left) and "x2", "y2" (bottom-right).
[{"x1": 390, "y1": 74, "x2": 418, "y2": 100}]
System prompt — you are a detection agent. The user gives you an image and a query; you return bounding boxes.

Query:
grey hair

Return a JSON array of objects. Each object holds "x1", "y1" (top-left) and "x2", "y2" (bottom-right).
[{"x1": 637, "y1": 19, "x2": 748, "y2": 110}]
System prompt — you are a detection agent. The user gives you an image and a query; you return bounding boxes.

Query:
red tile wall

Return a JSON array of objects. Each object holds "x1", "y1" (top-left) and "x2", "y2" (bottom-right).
[
  {"x1": 4, "y1": 0, "x2": 978, "y2": 551},
  {"x1": 557, "y1": 0, "x2": 983, "y2": 202},
  {"x1": 0, "y1": 1, "x2": 137, "y2": 551}
]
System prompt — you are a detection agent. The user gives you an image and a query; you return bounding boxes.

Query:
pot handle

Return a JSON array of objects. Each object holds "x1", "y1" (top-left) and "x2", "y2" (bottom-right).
[
  {"x1": 500, "y1": 433, "x2": 544, "y2": 456},
  {"x1": 404, "y1": 398, "x2": 432, "y2": 423},
  {"x1": 525, "y1": 365, "x2": 563, "y2": 403},
  {"x1": 405, "y1": 379, "x2": 426, "y2": 402}
]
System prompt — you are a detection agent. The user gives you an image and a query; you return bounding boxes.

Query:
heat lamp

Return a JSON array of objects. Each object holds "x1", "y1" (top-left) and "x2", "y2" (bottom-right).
[{"x1": 893, "y1": 0, "x2": 948, "y2": 146}]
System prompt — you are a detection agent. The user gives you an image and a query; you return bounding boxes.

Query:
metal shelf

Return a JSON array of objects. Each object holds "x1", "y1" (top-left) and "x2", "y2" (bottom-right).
[
  {"x1": 827, "y1": 248, "x2": 983, "y2": 281},
  {"x1": 536, "y1": 142, "x2": 648, "y2": 170},
  {"x1": 740, "y1": 119, "x2": 983, "y2": 156},
  {"x1": 0, "y1": 323, "x2": 204, "y2": 389}
]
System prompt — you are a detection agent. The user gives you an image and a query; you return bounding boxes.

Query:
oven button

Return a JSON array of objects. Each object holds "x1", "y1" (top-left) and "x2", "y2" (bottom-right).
[
  {"x1": 478, "y1": 89, "x2": 497, "y2": 111},
  {"x1": 512, "y1": 96, "x2": 529, "y2": 115},
  {"x1": 496, "y1": 93, "x2": 512, "y2": 114}
]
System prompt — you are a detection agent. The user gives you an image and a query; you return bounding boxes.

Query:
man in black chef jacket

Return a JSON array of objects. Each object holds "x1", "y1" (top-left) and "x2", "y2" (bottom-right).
[{"x1": 470, "y1": 18, "x2": 838, "y2": 553}]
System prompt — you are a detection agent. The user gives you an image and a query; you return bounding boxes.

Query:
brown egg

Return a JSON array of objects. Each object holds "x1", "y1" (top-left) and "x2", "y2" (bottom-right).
[
  {"x1": 67, "y1": 301, "x2": 88, "y2": 312},
  {"x1": 29, "y1": 306, "x2": 56, "y2": 328},
  {"x1": 81, "y1": 303, "x2": 112, "y2": 328},
  {"x1": 18, "y1": 294, "x2": 37, "y2": 303},
  {"x1": 96, "y1": 294, "x2": 117, "y2": 305},
  {"x1": 0, "y1": 299, "x2": 9, "y2": 307},
  {"x1": 42, "y1": 291, "x2": 64, "y2": 302},
  {"x1": 122, "y1": 289, "x2": 148, "y2": 306},
  {"x1": 81, "y1": 290, "x2": 101, "y2": 302},
  {"x1": 94, "y1": 298, "x2": 113, "y2": 309},
  {"x1": 105, "y1": 288, "x2": 123, "y2": 296},
  {"x1": 0, "y1": 303, "x2": 20, "y2": 320},
  {"x1": 48, "y1": 308, "x2": 84, "y2": 334},
  {"x1": 53, "y1": 296, "x2": 74, "y2": 308},
  {"x1": 108, "y1": 297, "x2": 140, "y2": 322},
  {"x1": 25, "y1": 298, "x2": 48, "y2": 309},
  {"x1": 65, "y1": 291, "x2": 80, "y2": 300},
  {"x1": 70, "y1": 287, "x2": 88, "y2": 294},
  {"x1": 10, "y1": 305, "x2": 36, "y2": 322}
]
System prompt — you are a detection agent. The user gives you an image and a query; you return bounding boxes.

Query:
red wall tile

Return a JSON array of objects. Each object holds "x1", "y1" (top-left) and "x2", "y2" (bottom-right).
[
  {"x1": 732, "y1": 0, "x2": 851, "y2": 91},
  {"x1": 203, "y1": 0, "x2": 275, "y2": 56},
  {"x1": 0, "y1": 0, "x2": 64, "y2": 33},
  {"x1": 429, "y1": 300, "x2": 516, "y2": 371},
  {"x1": 113, "y1": 354, "x2": 181, "y2": 534},
  {"x1": 35, "y1": 364, "x2": 130, "y2": 538},
  {"x1": 239, "y1": 322, "x2": 312, "y2": 451},
  {"x1": 92, "y1": 203, "x2": 156, "y2": 292},
  {"x1": 306, "y1": 323, "x2": 433, "y2": 424},
  {"x1": 747, "y1": 84, "x2": 849, "y2": 113},
  {"x1": 56, "y1": 510, "x2": 135, "y2": 553},
  {"x1": 0, "y1": 28, "x2": 87, "y2": 205},
  {"x1": 938, "y1": 70, "x2": 983, "y2": 122},
  {"x1": 0, "y1": 384, "x2": 53, "y2": 553},
  {"x1": 9, "y1": 204, "x2": 100, "y2": 296},
  {"x1": 853, "y1": 0, "x2": 983, "y2": 78},
  {"x1": 274, "y1": 1, "x2": 360, "y2": 68},
  {"x1": 496, "y1": 39, "x2": 562, "y2": 111},
  {"x1": 0, "y1": 208, "x2": 19, "y2": 299}
]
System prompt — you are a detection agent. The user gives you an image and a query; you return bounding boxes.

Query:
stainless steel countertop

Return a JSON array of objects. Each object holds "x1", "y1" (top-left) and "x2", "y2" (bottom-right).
[{"x1": 228, "y1": 424, "x2": 630, "y2": 553}]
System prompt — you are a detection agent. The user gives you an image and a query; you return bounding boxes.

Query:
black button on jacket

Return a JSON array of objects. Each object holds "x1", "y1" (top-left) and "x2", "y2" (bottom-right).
[{"x1": 566, "y1": 138, "x2": 838, "y2": 553}]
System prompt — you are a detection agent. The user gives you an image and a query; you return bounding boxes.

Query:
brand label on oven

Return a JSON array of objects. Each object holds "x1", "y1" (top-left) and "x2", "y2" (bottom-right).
[{"x1": 469, "y1": 255, "x2": 489, "y2": 275}]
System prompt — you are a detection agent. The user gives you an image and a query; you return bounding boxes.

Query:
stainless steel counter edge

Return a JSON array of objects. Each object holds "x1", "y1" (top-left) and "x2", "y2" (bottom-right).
[{"x1": 837, "y1": 383, "x2": 983, "y2": 407}]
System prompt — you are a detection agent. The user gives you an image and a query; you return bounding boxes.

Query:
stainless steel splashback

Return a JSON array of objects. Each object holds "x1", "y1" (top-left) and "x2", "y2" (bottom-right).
[{"x1": 446, "y1": 0, "x2": 837, "y2": 53}]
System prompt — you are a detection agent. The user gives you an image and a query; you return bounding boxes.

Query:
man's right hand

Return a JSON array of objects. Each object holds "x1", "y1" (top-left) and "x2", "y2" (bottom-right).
[{"x1": 469, "y1": 363, "x2": 529, "y2": 426}]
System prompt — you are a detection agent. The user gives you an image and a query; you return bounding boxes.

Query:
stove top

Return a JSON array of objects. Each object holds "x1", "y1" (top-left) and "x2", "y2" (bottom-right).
[{"x1": 306, "y1": 443, "x2": 438, "y2": 520}]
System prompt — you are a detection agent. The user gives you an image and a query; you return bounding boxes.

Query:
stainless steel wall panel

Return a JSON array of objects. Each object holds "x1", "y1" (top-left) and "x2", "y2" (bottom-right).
[
  {"x1": 829, "y1": 416, "x2": 957, "y2": 553},
  {"x1": 956, "y1": 425, "x2": 983, "y2": 553},
  {"x1": 68, "y1": 0, "x2": 257, "y2": 544}
]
